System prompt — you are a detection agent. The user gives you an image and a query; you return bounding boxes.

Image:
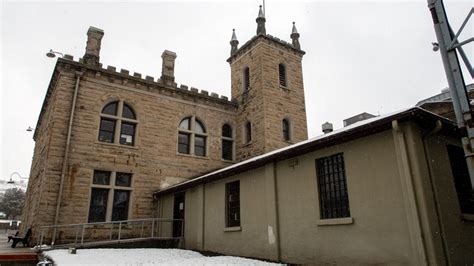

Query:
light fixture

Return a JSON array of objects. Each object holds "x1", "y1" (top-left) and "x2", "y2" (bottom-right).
[
  {"x1": 46, "y1": 49, "x2": 64, "y2": 58},
  {"x1": 26, "y1": 126, "x2": 35, "y2": 132},
  {"x1": 7, "y1": 172, "x2": 29, "y2": 185}
]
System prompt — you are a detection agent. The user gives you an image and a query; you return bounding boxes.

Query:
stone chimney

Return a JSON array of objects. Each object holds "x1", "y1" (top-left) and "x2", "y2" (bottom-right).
[
  {"x1": 83, "y1": 26, "x2": 104, "y2": 66},
  {"x1": 322, "y1": 122, "x2": 333, "y2": 134},
  {"x1": 161, "y1": 50, "x2": 177, "y2": 86}
]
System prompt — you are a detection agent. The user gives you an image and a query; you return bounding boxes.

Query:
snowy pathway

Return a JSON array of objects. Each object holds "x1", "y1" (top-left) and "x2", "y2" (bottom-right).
[{"x1": 44, "y1": 248, "x2": 280, "y2": 265}]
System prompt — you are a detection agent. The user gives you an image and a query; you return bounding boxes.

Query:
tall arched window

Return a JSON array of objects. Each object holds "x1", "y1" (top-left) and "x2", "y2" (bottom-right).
[
  {"x1": 222, "y1": 124, "x2": 234, "y2": 161},
  {"x1": 245, "y1": 121, "x2": 252, "y2": 143},
  {"x1": 282, "y1": 118, "x2": 290, "y2": 141},
  {"x1": 99, "y1": 101, "x2": 137, "y2": 146},
  {"x1": 279, "y1": 63, "x2": 287, "y2": 87},
  {"x1": 178, "y1": 116, "x2": 207, "y2": 157},
  {"x1": 243, "y1": 67, "x2": 250, "y2": 91}
]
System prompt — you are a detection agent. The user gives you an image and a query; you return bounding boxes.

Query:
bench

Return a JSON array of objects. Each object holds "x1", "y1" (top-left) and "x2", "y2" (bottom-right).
[
  {"x1": 11, "y1": 228, "x2": 32, "y2": 248},
  {"x1": 7, "y1": 231, "x2": 19, "y2": 243}
]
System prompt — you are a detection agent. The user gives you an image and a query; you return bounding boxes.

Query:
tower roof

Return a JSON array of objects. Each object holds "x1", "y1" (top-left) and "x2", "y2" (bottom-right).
[
  {"x1": 231, "y1": 29, "x2": 238, "y2": 42},
  {"x1": 258, "y1": 5, "x2": 265, "y2": 18},
  {"x1": 292, "y1": 22, "x2": 298, "y2": 34}
]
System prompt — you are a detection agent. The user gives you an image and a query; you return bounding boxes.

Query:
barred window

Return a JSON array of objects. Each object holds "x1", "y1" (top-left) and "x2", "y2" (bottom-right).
[
  {"x1": 99, "y1": 101, "x2": 137, "y2": 146},
  {"x1": 226, "y1": 180, "x2": 240, "y2": 227},
  {"x1": 279, "y1": 63, "x2": 287, "y2": 87},
  {"x1": 316, "y1": 153, "x2": 351, "y2": 219},
  {"x1": 178, "y1": 116, "x2": 207, "y2": 157},
  {"x1": 222, "y1": 124, "x2": 234, "y2": 161},
  {"x1": 243, "y1": 67, "x2": 250, "y2": 91}
]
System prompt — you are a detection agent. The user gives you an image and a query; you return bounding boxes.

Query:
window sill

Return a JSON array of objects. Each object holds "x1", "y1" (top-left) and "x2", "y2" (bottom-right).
[
  {"x1": 462, "y1": 213, "x2": 474, "y2": 221},
  {"x1": 317, "y1": 217, "x2": 354, "y2": 226},
  {"x1": 176, "y1": 152, "x2": 210, "y2": 160},
  {"x1": 221, "y1": 159, "x2": 235, "y2": 163},
  {"x1": 224, "y1": 226, "x2": 241, "y2": 232},
  {"x1": 280, "y1": 85, "x2": 290, "y2": 91},
  {"x1": 242, "y1": 141, "x2": 253, "y2": 147},
  {"x1": 96, "y1": 141, "x2": 139, "y2": 150}
]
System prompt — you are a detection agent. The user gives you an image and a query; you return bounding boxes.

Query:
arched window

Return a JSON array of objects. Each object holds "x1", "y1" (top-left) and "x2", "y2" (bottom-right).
[
  {"x1": 245, "y1": 121, "x2": 252, "y2": 143},
  {"x1": 178, "y1": 116, "x2": 207, "y2": 157},
  {"x1": 243, "y1": 67, "x2": 250, "y2": 91},
  {"x1": 222, "y1": 124, "x2": 234, "y2": 161},
  {"x1": 282, "y1": 118, "x2": 290, "y2": 141},
  {"x1": 99, "y1": 101, "x2": 137, "y2": 146},
  {"x1": 279, "y1": 63, "x2": 287, "y2": 87}
]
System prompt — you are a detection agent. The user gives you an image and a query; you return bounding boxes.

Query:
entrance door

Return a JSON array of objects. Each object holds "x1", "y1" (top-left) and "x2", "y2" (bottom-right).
[{"x1": 172, "y1": 192, "x2": 185, "y2": 237}]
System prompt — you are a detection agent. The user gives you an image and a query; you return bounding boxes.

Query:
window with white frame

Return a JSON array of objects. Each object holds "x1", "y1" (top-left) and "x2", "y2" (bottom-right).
[
  {"x1": 98, "y1": 101, "x2": 137, "y2": 146},
  {"x1": 88, "y1": 170, "x2": 133, "y2": 222},
  {"x1": 178, "y1": 116, "x2": 208, "y2": 157}
]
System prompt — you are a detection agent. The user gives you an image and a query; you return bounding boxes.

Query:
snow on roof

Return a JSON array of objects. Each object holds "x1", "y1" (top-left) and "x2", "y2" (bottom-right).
[{"x1": 155, "y1": 106, "x2": 452, "y2": 195}]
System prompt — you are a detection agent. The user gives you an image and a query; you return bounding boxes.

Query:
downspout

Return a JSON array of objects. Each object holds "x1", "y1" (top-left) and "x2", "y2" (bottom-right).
[
  {"x1": 52, "y1": 72, "x2": 82, "y2": 244},
  {"x1": 421, "y1": 120, "x2": 450, "y2": 265},
  {"x1": 392, "y1": 120, "x2": 428, "y2": 265},
  {"x1": 202, "y1": 184, "x2": 206, "y2": 251},
  {"x1": 272, "y1": 161, "x2": 281, "y2": 262}
]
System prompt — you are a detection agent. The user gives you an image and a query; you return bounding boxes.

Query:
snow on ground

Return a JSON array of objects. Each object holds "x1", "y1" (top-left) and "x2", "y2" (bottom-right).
[{"x1": 44, "y1": 248, "x2": 280, "y2": 265}]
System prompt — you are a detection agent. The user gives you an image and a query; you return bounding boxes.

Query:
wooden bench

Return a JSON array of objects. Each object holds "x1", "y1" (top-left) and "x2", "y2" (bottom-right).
[{"x1": 11, "y1": 228, "x2": 32, "y2": 248}]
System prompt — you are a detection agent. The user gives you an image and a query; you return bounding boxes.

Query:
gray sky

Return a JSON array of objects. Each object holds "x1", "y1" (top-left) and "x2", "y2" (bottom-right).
[{"x1": 1, "y1": 0, "x2": 472, "y2": 184}]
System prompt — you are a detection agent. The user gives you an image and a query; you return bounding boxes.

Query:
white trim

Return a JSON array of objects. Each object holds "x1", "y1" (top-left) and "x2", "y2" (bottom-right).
[{"x1": 317, "y1": 217, "x2": 354, "y2": 226}]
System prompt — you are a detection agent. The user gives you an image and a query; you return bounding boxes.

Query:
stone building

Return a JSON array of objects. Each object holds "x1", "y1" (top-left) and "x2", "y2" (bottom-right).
[{"x1": 22, "y1": 7, "x2": 307, "y2": 238}]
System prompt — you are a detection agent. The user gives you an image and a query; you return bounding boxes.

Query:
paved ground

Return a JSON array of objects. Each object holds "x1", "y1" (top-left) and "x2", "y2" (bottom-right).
[{"x1": 0, "y1": 231, "x2": 38, "y2": 266}]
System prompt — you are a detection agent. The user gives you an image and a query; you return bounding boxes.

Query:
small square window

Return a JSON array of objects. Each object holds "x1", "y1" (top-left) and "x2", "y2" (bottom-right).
[
  {"x1": 116, "y1": 172, "x2": 132, "y2": 187},
  {"x1": 93, "y1": 170, "x2": 111, "y2": 185}
]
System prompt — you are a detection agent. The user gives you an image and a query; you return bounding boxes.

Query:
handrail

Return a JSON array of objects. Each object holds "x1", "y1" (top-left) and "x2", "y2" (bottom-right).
[{"x1": 35, "y1": 217, "x2": 183, "y2": 250}]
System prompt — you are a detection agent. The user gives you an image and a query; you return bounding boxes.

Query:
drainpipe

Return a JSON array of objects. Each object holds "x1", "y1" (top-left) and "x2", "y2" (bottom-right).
[
  {"x1": 392, "y1": 120, "x2": 428, "y2": 265},
  {"x1": 421, "y1": 120, "x2": 450, "y2": 265},
  {"x1": 52, "y1": 72, "x2": 83, "y2": 245},
  {"x1": 202, "y1": 184, "x2": 206, "y2": 251},
  {"x1": 272, "y1": 162, "x2": 281, "y2": 262}
]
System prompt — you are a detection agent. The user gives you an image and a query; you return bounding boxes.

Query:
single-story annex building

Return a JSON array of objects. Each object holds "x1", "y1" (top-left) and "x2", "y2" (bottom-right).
[{"x1": 155, "y1": 107, "x2": 474, "y2": 265}]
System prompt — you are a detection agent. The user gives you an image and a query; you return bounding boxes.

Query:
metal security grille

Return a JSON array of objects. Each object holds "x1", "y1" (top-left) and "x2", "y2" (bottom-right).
[
  {"x1": 226, "y1": 180, "x2": 240, "y2": 227},
  {"x1": 279, "y1": 64, "x2": 286, "y2": 87},
  {"x1": 316, "y1": 153, "x2": 351, "y2": 219}
]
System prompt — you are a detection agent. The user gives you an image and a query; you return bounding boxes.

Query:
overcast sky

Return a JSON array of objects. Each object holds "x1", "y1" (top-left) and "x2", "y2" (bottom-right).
[{"x1": 1, "y1": 0, "x2": 472, "y2": 184}]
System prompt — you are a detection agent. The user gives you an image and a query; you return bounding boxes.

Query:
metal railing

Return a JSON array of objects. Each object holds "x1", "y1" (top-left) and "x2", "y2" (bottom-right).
[{"x1": 35, "y1": 218, "x2": 183, "y2": 250}]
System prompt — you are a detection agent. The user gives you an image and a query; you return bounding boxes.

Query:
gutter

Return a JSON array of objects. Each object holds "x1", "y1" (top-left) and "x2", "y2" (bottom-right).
[{"x1": 52, "y1": 71, "x2": 83, "y2": 244}]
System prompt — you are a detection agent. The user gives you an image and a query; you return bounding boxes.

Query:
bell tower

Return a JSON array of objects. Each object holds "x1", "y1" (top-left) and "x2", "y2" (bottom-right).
[{"x1": 228, "y1": 6, "x2": 308, "y2": 161}]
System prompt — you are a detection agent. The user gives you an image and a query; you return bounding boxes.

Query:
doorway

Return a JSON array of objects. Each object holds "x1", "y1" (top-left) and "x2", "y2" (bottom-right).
[{"x1": 172, "y1": 192, "x2": 185, "y2": 237}]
